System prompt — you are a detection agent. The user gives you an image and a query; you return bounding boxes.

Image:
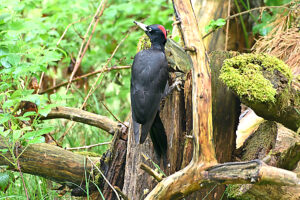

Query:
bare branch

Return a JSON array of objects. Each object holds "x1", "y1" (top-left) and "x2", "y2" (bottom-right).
[
  {"x1": 114, "y1": 186, "x2": 131, "y2": 200},
  {"x1": 140, "y1": 163, "x2": 163, "y2": 182},
  {"x1": 202, "y1": 3, "x2": 293, "y2": 39},
  {"x1": 65, "y1": 142, "x2": 111, "y2": 150},
  {"x1": 60, "y1": 33, "x2": 130, "y2": 141},
  {"x1": 204, "y1": 160, "x2": 300, "y2": 186},
  {"x1": 39, "y1": 66, "x2": 130, "y2": 94},
  {"x1": 100, "y1": 102, "x2": 128, "y2": 128},
  {"x1": 66, "y1": 0, "x2": 106, "y2": 92},
  {"x1": 40, "y1": 107, "x2": 119, "y2": 134}
]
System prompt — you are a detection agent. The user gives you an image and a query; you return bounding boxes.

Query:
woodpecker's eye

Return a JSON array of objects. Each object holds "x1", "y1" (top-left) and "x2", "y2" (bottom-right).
[{"x1": 147, "y1": 27, "x2": 152, "y2": 32}]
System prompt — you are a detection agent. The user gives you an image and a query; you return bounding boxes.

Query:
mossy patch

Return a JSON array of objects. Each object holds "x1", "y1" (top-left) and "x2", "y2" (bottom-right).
[
  {"x1": 225, "y1": 184, "x2": 253, "y2": 200},
  {"x1": 137, "y1": 35, "x2": 151, "y2": 52},
  {"x1": 219, "y1": 53, "x2": 292, "y2": 103},
  {"x1": 75, "y1": 151, "x2": 101, "y2": 157}
]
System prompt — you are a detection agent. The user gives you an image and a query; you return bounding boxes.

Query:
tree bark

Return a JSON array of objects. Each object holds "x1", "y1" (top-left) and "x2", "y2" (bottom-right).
[
  {"x1": 0, "y1": 143, "x2": 97, "y2": 186},
  {"x1": 230, "y1": 122, "x2": 300, "y2": 200},
  {"x1": 41, "y1": 106, "x2": 120, "y2": 134}
]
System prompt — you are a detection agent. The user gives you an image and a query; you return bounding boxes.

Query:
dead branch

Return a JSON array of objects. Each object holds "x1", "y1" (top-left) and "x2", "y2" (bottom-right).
[
  {"x1": 204, "y1": 160, "x2": 300, "y2": 186},
  {"x1": 40, "y1": 107, "x2": 119, "y2": 134},
  {"x1": 66, "y1": 0, "x2": 106, "y2": 92},
  {"x1": 202, "y1": 2, "x2": 293, "y2": 39},
  {"x1": 39, "y1": 66, "x2": 130, "y2": 94},
  {"x1": 140, "y1": 163, "x2": 163, "y2": 182},
  {"x1": 0, "y1": 143, "x2": 98, "y2": 185},
  {"x1": 65, "y1": 142, "x2": 111, "y2": 150}
]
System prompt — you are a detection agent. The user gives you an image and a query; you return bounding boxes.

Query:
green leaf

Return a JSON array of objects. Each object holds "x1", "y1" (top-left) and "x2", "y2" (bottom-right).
[
  {"x1": 22, "y1": 127, "x2": 54, "y2": 140},
  {"x1": 13, "y1": 130, "x2": 22, "y2": 142},
  {"x1": 0, "y1": 172, "x2": 10, "y2": 191},
  {"x1": 23, "y1": 111, "x2": 37, "y2": 117},
  {"x1": 215, "y1": 18, "x2": 226, "y2": 26},
  {"x1": 0, "y1": 149, "x2": 8, "y2": 154},
  {"x1": 38, "y1": 104, "x2": 56, "y2": 117},
  {"x1": 28, "y1": 136, "x2": 45, "y2": 144},
  {"x1": 205, "y1": 18, "x2": 226, "y2": 33},
  {"x1": 0, "y1": 114, "x2": 10, "y2": 124},
  {"x1": 0, "y1": 130, "x2": 10, "y2": 138}
]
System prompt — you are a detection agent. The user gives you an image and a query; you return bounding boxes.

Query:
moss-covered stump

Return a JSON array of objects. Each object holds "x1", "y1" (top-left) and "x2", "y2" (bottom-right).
[{"x1": 220, "y1": 53, "x2": 300, "y2": 131}]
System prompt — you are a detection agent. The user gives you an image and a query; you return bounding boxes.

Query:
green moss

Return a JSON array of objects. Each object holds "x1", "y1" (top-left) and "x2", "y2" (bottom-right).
[
  {"x1": 75, "y1": 151, "x2": 101, "y2": 157},
  {"x1": 219, "y1": 54, "x2": 292, "y2": 103},
  {"x1": 137, "y1": 35, "x2": 151, "y2": 52},
  {"x1": 226, "y1": 184, "x2": 259, "y2": 200}
]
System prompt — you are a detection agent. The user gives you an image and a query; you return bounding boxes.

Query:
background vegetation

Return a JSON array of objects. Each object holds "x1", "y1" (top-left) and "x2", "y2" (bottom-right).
[{"x1": 0, "y1": 0, "x2": 173, "y2": 198}]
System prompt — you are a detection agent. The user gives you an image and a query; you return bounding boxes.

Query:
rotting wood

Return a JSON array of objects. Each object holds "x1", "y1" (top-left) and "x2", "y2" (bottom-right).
[
  {"x1": 0, "y1": 143, "x2": 97, "y2": 185},
  {"x1": 204, "y1": 160, "x2": 300, "y2": 186}
]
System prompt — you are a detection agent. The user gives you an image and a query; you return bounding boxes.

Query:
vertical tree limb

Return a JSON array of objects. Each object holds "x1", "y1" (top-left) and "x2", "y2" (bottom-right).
[{"x1": 145, "y1": 0, "x2": 217, "y2": 198}]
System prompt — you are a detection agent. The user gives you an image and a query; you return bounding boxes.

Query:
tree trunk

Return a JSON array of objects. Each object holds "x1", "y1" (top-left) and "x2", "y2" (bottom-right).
[{"x1": 122, "y1": 50, "x2": 240, "y2": 199}]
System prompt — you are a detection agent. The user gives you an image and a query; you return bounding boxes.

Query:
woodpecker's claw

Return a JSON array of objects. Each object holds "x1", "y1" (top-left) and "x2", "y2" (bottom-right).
[
  {"x1": 165, "y1": 77, "x2": 184, "y2": 96},
  {"x1": 173, "y1": 79, "x2": 183, "y2": 92}
]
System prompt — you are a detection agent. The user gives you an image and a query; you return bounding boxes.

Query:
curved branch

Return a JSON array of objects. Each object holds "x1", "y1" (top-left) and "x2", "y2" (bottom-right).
[
  {"x1": 41, "y1": 107, "x2": 119, "y2": 134},
  {"x1": 146, "y1": 160, "x2": 300, "y2": 199}
]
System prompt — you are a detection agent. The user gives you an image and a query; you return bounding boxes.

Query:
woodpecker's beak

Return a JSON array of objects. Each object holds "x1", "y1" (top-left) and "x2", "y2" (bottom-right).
[{"x1": 134, "y1": 21, "x2": 148, "y2": 31}]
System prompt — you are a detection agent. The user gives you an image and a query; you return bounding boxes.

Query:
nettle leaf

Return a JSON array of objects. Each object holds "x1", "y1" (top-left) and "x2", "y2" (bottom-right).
[
  {"x1": 41, "y1": 49, "x2": 62, "y2": 64},
  {"x1": 22, "y1": 127, "x2": 54, "y2": 140},
  {"x1": 0, "y1": 172, "x2": 10, "y2": 191},
  {"x1": 15, "y1": 116, "x2": 30, "y2": 121},
  {"x1": 205, "y1": 18, "x2": 226, "y2": 33},
  {"x1": 2, "y1": 99, "x2": 18, "y2": 110},
  {"x1": 23, "y1": 111, "x2": 37, "y2": 117},
  {"x1": 0, "y1": 149, "x2": 8, "y2": 154},
  {"x1": 0, "y1": 113, "x2": 10, "y2": 124},
  {"x1": 9, "y1": 20, "x2": 26, "y2": 31},
  {"x1": 13, "y1": 130, "x2": 22, "y2": 142},
  {"x1": 215, "y1": 18, "x2": 226, "y2": 26},
  {"x1": 0, "y1": 130, "x2": 10, "y2": 138},
  {"x1": 0, "y1": 13, "x2": 11, "y2": 25},
  {"x1": 38, "y1": 104, "x2": 56, "y2": 117},
  {"x1": 28, "y1": 136, "x2": 45, "y2": 144}
]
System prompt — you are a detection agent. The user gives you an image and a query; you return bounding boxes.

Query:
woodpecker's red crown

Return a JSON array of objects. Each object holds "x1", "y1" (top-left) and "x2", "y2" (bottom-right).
[{"x1": 134, "y1": 21, "x2": 167, "y2": 46}]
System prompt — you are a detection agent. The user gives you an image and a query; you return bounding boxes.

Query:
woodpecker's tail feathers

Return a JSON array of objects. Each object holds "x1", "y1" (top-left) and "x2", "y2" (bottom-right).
[
  {"x1": 150, "y1": 112, "x2": 167, "y2": 156},
  {"x1": 140, "y1": 118, "x2": 154, "y2": 144},
  {"x1": 133, "y1": 120, "x2": 140, "y2": 144}
]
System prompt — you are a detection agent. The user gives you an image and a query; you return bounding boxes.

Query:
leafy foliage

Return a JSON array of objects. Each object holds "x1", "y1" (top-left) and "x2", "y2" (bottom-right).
[
  {"x1": 252, "y1": 0, "x2": 292, "y2": 35},
  {"x1": 0, "y1": 0, "x2": 173, "y2": 198},
  {"x1": 205, "y1": 18, "x2": 226, "y2": 33}
]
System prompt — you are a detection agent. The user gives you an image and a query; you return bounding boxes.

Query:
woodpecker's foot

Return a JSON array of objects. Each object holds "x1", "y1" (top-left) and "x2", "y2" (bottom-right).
[
  {"x1": 165, "y1": 77, "x2": 184, "y2": 96},
  {"x1": 170, "y1": 79, "x2": 183, "y2": 92}
]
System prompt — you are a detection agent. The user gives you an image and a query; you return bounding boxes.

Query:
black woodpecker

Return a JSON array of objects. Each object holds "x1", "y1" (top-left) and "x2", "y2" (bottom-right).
[{"x1": 130, "y1": 21, "x2": 168, "y2": 156}]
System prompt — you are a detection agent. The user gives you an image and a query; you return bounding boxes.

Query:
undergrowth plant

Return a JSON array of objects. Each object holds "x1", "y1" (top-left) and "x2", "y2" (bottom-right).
[{"x1": 0, "y1": 0, "x2": 173, "y2": 198}]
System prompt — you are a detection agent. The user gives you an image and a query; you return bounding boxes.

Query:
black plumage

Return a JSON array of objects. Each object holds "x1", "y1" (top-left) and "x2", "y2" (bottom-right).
[{"x1": 130, "y1": 21, "x2": 168, "y2": 156}]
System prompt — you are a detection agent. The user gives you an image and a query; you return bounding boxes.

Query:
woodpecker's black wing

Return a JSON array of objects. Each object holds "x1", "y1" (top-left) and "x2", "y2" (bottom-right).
[{"x1": 130, "y1": 49, "x2": 168, "y2": 144}]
